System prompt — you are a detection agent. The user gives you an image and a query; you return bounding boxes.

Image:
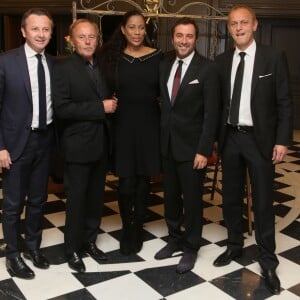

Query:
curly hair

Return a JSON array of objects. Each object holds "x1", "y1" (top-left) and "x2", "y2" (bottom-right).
[{"x1": 99, "y1": 10, "x2": 149, "y2": 92}]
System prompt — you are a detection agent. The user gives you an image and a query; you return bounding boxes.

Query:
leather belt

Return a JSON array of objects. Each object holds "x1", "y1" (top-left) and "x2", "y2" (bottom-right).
[
  {"x1": 226, "y1": 123, "x2": 253, "y2": 134},
  {"x1": 31, "y1": 123, "x2": 53, "y2": 133}
]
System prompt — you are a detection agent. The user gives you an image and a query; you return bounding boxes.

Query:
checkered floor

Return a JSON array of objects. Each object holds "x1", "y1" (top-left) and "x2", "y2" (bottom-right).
[{"x1": 0, "y1": 133, "x2": 300, "y2": 300}]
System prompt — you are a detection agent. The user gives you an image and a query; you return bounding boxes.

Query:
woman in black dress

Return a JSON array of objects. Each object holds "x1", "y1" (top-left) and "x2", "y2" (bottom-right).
[{"x1": 100, "y1": 10, "x2": 162, "y2": 254}]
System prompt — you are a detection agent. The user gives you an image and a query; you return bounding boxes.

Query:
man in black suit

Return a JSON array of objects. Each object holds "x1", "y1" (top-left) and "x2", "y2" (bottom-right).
[
  {"x1": 52, "y1": 19, "x2": 117, "y2": 273},
  {"x1": 154, "y1": 17, "x2": 220, "y2": 273},
  {"x1": 0, "y1": 8, "x2": 54, "y2": 279},
  {"x1": 213, "y1": 5, "x2": 293, "y2": 295}
]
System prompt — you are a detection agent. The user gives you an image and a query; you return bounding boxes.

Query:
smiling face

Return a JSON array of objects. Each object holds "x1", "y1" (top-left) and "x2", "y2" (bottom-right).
[
  {"x1": 227, "y1": 7, "x2": 258, "y2": 51},
  {"x1": 70, "y1": 21, "x2": 99, "y2": 62},
  {"x1": 121, "y1": 14, "x2": 146, "y2": 48},
  {"x1": 172, "y1": 23, "x2": 197, "y2": 59},
  {"x1": 21, "y1": 14, "x2": 52, "y2": 53}
]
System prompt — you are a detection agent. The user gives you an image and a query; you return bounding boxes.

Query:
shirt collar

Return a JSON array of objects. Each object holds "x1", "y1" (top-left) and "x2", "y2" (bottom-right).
[
  {"x1": 75, "y1": 52, "x2": 98, "y2": 67},
  {"x1": 24, "y1": 42, "x2": 45, "y2": 58},
  {"x1": 175, "y1": 50, "x2": 195, "y2": 66},
  {"x1": 234, "y1": 40, "x2": 256, "y2": 58}
]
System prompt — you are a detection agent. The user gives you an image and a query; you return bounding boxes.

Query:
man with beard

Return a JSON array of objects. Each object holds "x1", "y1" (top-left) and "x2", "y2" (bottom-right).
[{"x1": 154, "y1": 17, "x2": 220, "y2": 274}]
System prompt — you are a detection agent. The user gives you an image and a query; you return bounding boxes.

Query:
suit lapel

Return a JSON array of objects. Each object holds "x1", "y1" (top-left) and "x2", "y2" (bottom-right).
[
  {"x1": 162, "y1": 58, "x2": 174, "y2": 106},
  {"x1": 180, "y1": 55, "x2": 199, "y2": 87},
  {"x1": 251, "y1": 46, "x2": 265, "y2": 98},
  {"x1": 224, "y1": 47, "x2": 264, "y2": 106},
  {"x1": 71, "y1": 54, "x2": 100, "y2": 97},
  {"x1": 173, "y1": 53, "x2": 199, "y2": 105},
  {"x1": 16, "y1": 46, "x2": 32, "y2": 102},
  {"x1": 224, "y1": 50, "x2": 234, "y2": 107}
]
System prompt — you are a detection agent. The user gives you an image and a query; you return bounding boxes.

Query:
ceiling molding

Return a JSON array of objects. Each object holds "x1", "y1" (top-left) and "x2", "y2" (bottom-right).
[
  {"x1": 218, "y1": 0, "x2": 300, "y2": 17},
  {"x1": 0, "y1": 0, "x2": 73, "y2": 14}
]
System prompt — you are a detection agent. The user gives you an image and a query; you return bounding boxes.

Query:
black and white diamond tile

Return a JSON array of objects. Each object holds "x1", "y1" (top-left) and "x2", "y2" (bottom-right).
[{"x1": 0, "y1": 133, "x2": 299, "y2": 300}]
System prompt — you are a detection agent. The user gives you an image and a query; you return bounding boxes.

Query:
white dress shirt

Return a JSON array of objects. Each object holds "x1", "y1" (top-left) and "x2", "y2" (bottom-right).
[
  {"x1": 167, "y1": 51, "x2": 195, "y2": 100},
  {"x1": 230, "y1": 40, "x2": 256, "y2": 126},
  {"x1": 24, "y1": 43, "x2": 53, "y2": 127}
]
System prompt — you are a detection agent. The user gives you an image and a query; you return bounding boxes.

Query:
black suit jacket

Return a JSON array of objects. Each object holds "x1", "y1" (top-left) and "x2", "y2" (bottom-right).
[
  {"x1": 0, "y1": 45, "x2": 53, "y2": 161},
  {"x1": 216, "y1": 44, "x2": 293, "y2": 158},
  {"x1": 160, "y1": 52, "x2": 220, "y2": 161},
  {"x1": 52, "y1": 53, "x2": 110, "y2": 163}
]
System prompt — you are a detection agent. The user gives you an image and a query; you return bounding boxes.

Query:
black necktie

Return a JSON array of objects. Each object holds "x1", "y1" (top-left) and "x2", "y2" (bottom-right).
[
  {"x1": 171, "y1": 60, "x2": 183, "y2": 105},
  {"x1": 36, "y1": 54, "x2": 47, "y2": 129},
  {"x1": 229, "y1": 52, "x2": 246, "y2": 125}
]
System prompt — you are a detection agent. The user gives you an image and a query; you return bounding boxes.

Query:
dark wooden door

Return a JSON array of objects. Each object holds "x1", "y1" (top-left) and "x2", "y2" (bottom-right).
[{"x1": 257, "y1": 18, "x2": 300, "y2": 129}]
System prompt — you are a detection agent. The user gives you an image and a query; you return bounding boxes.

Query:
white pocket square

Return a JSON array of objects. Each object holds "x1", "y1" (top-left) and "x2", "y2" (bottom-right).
[
  {"x1": 188, "y1": 79, "x2": 199, "y2": 84},
  {"x1": 259, "y1": 73, "x2": 272, "y2": 78}
]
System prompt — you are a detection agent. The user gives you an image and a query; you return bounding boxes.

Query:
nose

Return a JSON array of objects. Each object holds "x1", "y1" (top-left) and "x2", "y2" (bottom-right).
[
  {"x1": 84, "y1": 37, "x2": 91, "y2": 44},
  {"x1": 181, "y1": 36, "x2": 187, "y2": 44},
  {"x1": 236, "y1": 23, "x2": 242, "y2": 30},
  {"x1": 38, "y1": 29, "x2": 45, "y2": 37},
  {"x1": 134, "y1": 28, "x2": 141, "y2": 35}
]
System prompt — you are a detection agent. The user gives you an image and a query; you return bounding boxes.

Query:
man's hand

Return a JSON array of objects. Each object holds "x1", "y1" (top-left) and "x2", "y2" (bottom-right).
[
  {"x1": 0, "y1": 149, "x2": 12, "y2": 169},
  {"x1": 272, "y1": 145, "x2": 288, "y2": 164},
  {"x1": 193, "y1": 153, "x2": 208, "y2": 169},
  {"x1": 103, "y1": 96, "x2": 118, "y2": 113}
]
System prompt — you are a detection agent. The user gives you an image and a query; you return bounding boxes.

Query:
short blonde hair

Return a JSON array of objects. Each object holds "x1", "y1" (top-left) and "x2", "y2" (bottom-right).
[
  {"x1": 69, "y1": 19, "x2": 100, "y2": 38},
  {"x1": 228, "y1": 5, "x2": 257, "y2": 23}
]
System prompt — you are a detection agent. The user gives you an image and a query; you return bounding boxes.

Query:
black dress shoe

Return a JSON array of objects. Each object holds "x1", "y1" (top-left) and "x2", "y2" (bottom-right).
[
  {"x1": 23, "y1": 250, "x2": 49, "y2": 269},
  {"x1": 213, "y1": 248, "x2": 242, "y2": 267},
  {"x1": 83, "y1": 242, "x2": 107, "y2": 261},
  {"x1": 262, "y1": 269, "x2": 281, "y2": 295},
  {"x1": 6, "y1": 257, "x2": 35, "y2": 279},
  {"x1": 132, "y1": 236, "x2": 143, "y2": 254},
  {"x1": 154, "y1": 243, "x2": 182, "y2": 260},
  {"x1": 67, "y1": 252, "x2": 85, "y2": 273},
  {"x1": 176, "y1": 251, "x2": 197, "y2": 274}
]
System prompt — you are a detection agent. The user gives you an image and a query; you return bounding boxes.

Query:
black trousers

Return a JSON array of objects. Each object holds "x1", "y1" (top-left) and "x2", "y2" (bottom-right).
[
  {"x1": 64, "y1": 156, "x2": 107, "y2": 256},
  {"x1": 2, "y1": 128, "x2": 53, "y2": 258},
  {"x1": 118, "y1": 176, "x2": 150, "y2": 225},
  {"x1": 162, "y1": 151, "x2": 206, "y2": 252},
  {"x1": 222, "y1": 129, "x2": 278, "y2": 271}
]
